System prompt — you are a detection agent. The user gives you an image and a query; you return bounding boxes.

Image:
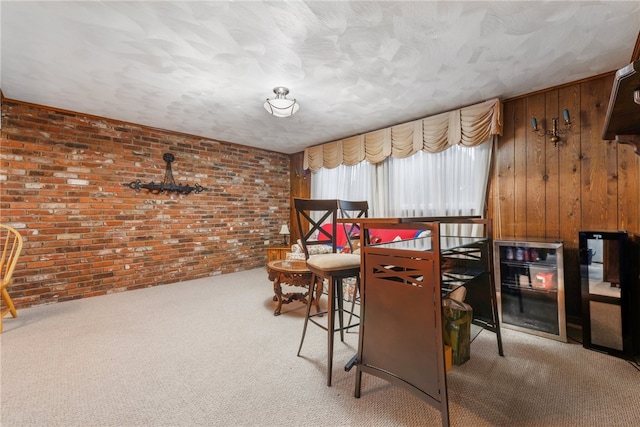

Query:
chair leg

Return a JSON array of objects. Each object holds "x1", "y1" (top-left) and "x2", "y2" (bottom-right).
[
  {"x1": 354, "y1": 366, "x2": 363, "y2": 398},
  {"x1": 347, "y1": 277, "x2": 360, "y2": 330},
  {"x1": 315, "y1": 279, "x2": 323, "y2": 315},
  {"x1": 327, "y1": 277, "x2": 336, "y2": 386},
  {"x1": 297, "y1": 274, "x2": 318, "y2": 357},
  {"x1": 336, "y1": 278, "x2": 345, "y2": 343},
  {"x1": 1, "y1": 288, "x2": 17, "y2": 318},
  {"x1": 0, "y1": 287, "x2": 18, "y2": 334}
]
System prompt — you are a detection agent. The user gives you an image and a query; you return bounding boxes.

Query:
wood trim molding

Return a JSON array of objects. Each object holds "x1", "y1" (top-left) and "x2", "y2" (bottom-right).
[
  {"x1": 631, "y1": 30, "x2": 640, "y2": 62},
  {"x1": 503, "y1": 70, "x2": 617, "y2": 103}
]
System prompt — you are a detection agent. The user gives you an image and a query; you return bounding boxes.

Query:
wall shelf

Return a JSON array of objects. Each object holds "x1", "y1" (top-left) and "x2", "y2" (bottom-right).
[{"x1": 602, "y1": 59, "x2": 640, "y2": 155}]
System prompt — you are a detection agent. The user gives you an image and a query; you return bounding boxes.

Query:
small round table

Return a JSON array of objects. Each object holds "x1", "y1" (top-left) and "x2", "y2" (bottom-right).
[{"x1": 267, "y1": 259, "x2": 315, "y2": 316}]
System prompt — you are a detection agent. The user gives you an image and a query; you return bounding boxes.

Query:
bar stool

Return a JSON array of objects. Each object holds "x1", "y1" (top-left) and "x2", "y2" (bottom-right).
[{"x1": 293, "y1": 198, "x2": 362, "y2": 386}]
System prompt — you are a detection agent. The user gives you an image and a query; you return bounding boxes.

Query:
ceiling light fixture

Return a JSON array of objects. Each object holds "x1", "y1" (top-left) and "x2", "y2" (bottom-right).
[{"x1": 264, "y1": 87, "x2": 299, "y2": 118}]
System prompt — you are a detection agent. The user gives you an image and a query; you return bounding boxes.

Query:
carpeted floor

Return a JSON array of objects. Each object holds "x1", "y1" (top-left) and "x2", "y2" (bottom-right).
[{"x1": 1, "y1": 268, "x2": 639, "y2": 426}]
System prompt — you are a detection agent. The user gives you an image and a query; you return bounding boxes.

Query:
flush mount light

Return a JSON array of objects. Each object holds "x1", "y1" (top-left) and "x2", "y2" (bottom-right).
[{"x1": 264, "y1": 86, "x2": 299, "y2": 117}]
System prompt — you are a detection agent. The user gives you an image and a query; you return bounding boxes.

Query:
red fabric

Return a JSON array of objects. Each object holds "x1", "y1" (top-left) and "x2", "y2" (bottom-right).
[
  {"x1": 369, "y1": 228, "x2": 420, "y2": 243},
  {"x1": 320, "y1": 223, "x2": 357, "y2": 248}
]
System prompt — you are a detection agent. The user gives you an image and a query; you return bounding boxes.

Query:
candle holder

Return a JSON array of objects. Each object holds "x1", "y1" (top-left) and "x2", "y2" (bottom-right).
[
  {"x1": 122, "y1": 153, "x2": 207, "y2": 195},
  {"x1": 531, "y1": 109, "x2": 572, "y2": 147}
]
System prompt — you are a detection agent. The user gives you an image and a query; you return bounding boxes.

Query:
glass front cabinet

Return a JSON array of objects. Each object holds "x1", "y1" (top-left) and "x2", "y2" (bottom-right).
[
  {"x1": 579, "y1": 231, "x2": 640, "y2": 360},
  {"x1": 493, "y1": 239, "x2": 566, "y2": 342}
]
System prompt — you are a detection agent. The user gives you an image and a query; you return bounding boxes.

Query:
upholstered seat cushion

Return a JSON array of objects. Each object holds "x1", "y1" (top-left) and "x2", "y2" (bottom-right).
[{"x1": 307, "y1": 253, "x2": 361, "y2": 270}]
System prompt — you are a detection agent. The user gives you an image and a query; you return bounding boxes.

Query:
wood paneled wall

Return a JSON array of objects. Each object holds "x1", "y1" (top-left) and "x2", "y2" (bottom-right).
[
  {"x1": 490, "y1": 74, "x2": 640, "y2": 321},
  {"x1": 288, "y1": 152, "x2": 310, "y2": 245},
  {"x1": 289, "y1": 73, "x2": 640, "y2": 322},
  {"x1": 291, "y1": 73, "x2": 639, "y2": 322}
]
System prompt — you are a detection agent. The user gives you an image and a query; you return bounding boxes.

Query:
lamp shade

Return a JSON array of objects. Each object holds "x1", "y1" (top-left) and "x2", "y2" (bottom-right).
[
  {"x1": 264, "y1": 87, "x2": 299, "y2": 118},
  {"x1": 279, "y1": 224, "x2": 290, "y2": 235}
]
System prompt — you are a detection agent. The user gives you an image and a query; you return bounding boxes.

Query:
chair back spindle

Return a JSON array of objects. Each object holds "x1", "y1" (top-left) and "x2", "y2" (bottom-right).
[
  {"x1": 1, "y1": 224, "x2": 24, "y2": 333},
  {"x1": 293, "y1": 198, "x2": 340, "y2": 259},
  {"x1": 338, "y1": 200, "x2": 369, "y2": 252}
]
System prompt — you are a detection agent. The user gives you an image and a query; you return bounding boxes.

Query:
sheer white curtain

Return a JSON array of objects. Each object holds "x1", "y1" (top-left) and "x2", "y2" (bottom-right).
[
  {"x1": 311, "y1": 139, "x2": 493, "y2": 222},
  {"x1": 311, "y1": 160, "x2": 376, "y2": 204}
]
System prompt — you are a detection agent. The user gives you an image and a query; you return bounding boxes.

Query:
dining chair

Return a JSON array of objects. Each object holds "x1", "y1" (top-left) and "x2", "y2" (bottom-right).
[
  {"x1": 293, "y1": 198, "x2": 362, "y2": 386},
  {"x1": 338, "y1": 199, "x2": 370, "y2": 253},
  {"x1": 1, "y1": 224, "x2": 24, "y2": 333}
]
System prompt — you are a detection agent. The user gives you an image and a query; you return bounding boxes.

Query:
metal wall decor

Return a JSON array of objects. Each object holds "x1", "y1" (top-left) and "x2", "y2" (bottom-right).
[
  {"x1": 294, "y1": 167, "x2": 309, "y2": 180},
  {"x1": 122, "y1": 153, "x2": 207, "y2": 195},
  {"x1": 531, "y1": 109, "x2": 572, "y2": 147}
]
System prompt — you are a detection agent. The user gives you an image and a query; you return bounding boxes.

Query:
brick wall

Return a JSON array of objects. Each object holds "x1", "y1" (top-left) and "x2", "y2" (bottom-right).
[{"x1": 1, "y1": 100, "x2": 290, "y2": 309}]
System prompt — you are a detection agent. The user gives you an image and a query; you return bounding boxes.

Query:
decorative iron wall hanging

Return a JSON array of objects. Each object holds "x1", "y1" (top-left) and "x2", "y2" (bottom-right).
[{"x1": 122, "y1": 153, "x2": 207, "y2": 195}]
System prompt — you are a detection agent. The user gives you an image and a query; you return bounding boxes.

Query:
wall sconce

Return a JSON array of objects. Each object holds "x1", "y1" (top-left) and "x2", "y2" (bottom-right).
[
  {"x1": 531, "y1": 109, "x2": 572, "y2": 147},
  {"x1": 279, "y1": 223, "x2": 290, "y2": 245},
  {"x1": 294, "y1": 167, "x2": 309, "y2": 180},
  {"x1": 122, "y1": 153, "x2": 207, "y2": 195}
]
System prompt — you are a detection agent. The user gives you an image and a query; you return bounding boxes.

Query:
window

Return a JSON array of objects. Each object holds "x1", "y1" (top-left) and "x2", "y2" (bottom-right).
[{"x1": 311, "y1": 139, "x2": 493, "y2": 220}]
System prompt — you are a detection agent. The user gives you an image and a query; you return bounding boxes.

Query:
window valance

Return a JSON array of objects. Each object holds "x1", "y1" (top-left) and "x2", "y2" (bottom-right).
[{"x1": 304, "y1": 98, "x2": 502, "y2": 171}]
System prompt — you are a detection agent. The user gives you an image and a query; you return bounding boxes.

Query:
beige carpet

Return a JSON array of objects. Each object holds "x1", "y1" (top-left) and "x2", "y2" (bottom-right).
[{"x1": 1, "y1": 268, "x2": 639, "y2": 426}]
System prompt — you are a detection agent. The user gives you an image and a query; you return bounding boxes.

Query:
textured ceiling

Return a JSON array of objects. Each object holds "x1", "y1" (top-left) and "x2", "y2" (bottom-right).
[{"x1": 1, "y1": 1, "x2": 639, "y2": 154}]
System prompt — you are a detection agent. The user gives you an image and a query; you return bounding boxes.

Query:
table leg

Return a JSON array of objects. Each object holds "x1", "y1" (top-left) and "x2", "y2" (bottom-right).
[{"x1": 273, "y1": 275, "x2": 284, "y2": 316}]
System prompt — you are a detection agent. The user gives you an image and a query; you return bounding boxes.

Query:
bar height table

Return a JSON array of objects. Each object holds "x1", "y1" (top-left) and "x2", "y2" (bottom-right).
[{"x1": 340, "y1": 216, "x2": 503, "y2": 427}]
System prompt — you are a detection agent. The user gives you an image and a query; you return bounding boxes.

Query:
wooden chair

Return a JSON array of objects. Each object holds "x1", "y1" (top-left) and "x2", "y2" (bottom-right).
[
  {"x1": 338, "y1": 199, "x2": 370, "y2": 252},
  {"x1": 293, "y1": 198, "x2": 362, "y2": 386},
  {"x1": 1, "y1": 224, "x2": 24, "y2": 333}
]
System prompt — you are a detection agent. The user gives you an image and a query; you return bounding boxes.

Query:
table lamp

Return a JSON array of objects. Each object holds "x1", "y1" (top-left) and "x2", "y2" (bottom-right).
[{"x1": 279, "y1": 223, "x2": 290, "y2": 245}]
